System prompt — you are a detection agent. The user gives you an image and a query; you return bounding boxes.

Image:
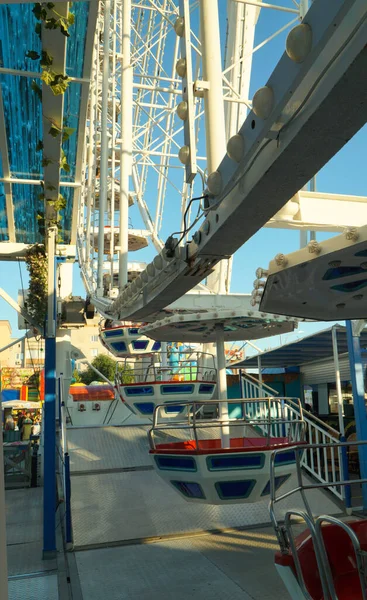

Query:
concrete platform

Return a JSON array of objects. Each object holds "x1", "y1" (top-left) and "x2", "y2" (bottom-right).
[{"x1": 75, "y1": 527, "x2": 288, "y2": 600}]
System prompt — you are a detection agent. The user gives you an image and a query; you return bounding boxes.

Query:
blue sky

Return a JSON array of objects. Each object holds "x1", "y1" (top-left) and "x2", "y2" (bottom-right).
[{"x1": 1, "y1": 1, "x2": 365, "y2": 354}]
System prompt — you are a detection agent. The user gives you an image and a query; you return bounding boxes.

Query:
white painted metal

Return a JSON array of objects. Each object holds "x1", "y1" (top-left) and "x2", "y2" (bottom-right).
[
  {"x1": 119, "y1": 0, "x2": 132, "y2": 290},
  {"x1": 216, "y1": 324, "x2": 230, "y2": 446},
  {"x1": 47, "y1": 228, "x2": 57, "y2": 339},
  {"x1": 331, "y1": 326, "x2": 345, "y2": 436},
  {"x1": 0, "y1": 397, "x2": 8, "y2": 600}
]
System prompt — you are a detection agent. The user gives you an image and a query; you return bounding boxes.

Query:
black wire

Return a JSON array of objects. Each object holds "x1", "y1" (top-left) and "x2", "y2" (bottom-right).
[{"x1": 169, "y1": 194, "x2": 208, "y2": 250}]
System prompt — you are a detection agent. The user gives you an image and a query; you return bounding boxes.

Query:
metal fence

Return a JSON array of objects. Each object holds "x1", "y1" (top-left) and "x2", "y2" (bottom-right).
[{"x1": 56, "y1": 378, "x2": 72, "y2": 548}]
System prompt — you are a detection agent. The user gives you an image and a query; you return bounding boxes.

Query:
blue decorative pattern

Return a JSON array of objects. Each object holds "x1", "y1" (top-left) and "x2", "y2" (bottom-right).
[
  {"x1": 104, "y1": 328, "x2": 124, "y2": 338},
  {"x1": 215, "y1": 479, "x2": 256, "y2": 500},
  {"x1": 134, "y1": 402, "x2": 155, "y2": 414},
  {"x1": 152, "y1": 341, "x2": 161, "y2": 351},
  {"x1": 274, "y1": 450, "x2": 296, "y2": 466},
  {"x1": 171, "y1": 481, "x2": 206, "y2": 499},
  {"x1": 132, "y1": 340, "x2": 149, "y2": 350},
  {"x1": 160, "y1": 384, "x2": 194, "y2": 395},
  {"x1": 199, "y1": 384, "x2": 215, "y2": 394},
  {"x1": 125, "y1": 386, "x2": 154, "y2": 396},
  {"x1": 155, "y1": 456, "x2": 197, "y2": 472},
  {"x1": 110, "y1": 341, "x2": 127, "y2": 353},
  {"x1": 206, "y1": 454, "x2": 265, "y2": 471},
  {"x1": 261, "y1": 474, "x2": 291, "y2": 496}
]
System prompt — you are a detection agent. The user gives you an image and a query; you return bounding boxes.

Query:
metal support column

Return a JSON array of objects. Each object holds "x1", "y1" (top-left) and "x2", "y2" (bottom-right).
[
  {"x1": 0, "y1": 398, "x2": 8, "y2": 599},
  {"x1": 43, "y1": 227, "x2": 57, "y2": 558},
  {"x1": 97, "y1": 0, "x2": 111, "y2": 295},
  {"x1": 257, "y1": 355, "x2": 263, "y2": 395},
  {"x1": 118, "y1": 0, "x2": 132, "y2": 291},
  {"x1": 331, "y1": 326, "x2": 345, "y2": 435},
  {"x1": 216, "y1": 324, "x2": 229, "y2": 447},
  {"x1": 199, "y1": 0, "x2": 228, "y2": 295},
  {"x1": 346, "y1": 320, "x2": 367, "y2": 510}
]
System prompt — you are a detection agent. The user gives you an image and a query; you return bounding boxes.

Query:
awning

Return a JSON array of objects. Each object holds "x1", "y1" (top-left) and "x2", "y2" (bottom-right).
[{"x1": 233, "y1": 325, "x2": 367, "y2": 369}]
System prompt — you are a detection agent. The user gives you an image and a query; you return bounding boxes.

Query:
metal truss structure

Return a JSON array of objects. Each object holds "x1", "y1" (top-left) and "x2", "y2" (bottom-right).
[{"x1": 75, "y1": 0, "x2": 367, "y2": 323}]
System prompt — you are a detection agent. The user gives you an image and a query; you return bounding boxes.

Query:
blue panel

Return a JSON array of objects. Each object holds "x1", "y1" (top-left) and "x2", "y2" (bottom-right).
[
  {"x1": 132, "y1": 340, "x2": 149, "y2": 350},
  {"x1": 171, "y1": 481, "x2": 205, "y2": 499},
  {"x1": 206, "y1": 454, "x2": 265, "y2": 471},
  {"x1": 355, "y1": 249, "x2": 367, "y2": 257},
  {"x1": 59, "y1": 186, "x2": 73, "y2": 244},
  {"x1": 161, "y1": 384, "x2": 194, "y2": 395},
  {"x1": 322, "y1": 266, "x2": 366, "y2": 280},
  {"x1": 164, "y1": 404, "x2": 185, "y2": 414},
  {"x1": 155, "y1": 456, "x2": 197, "y2": 472},
  {"x1": 274, "y1": 450, "x2": 296, "y2": 466},
  {"x1": 261, "y1": 474, "x2": 292, "y2": 497},
  {"x1": 128, "y1": 328, "x2": 140, "y2": 335},
  {"x1": 13, "y1": 183, "x2": 44, "y2": 244},
  {"x1": 134, "y1": 402, "x2": 155, "y2": 415},
  {"x1": 110, "y1": 341, "x2": 127, "y2": 353},
  {"x1": 61, "y1": 83, "x2": 82, "y2": 182},
  {"x1": 66, "y1": 3, "x2": 89, "y2": 79},
  {"x1": 331, "y1": 279, "x2": 367, "y2": 293},
  {"x1": 0, "y1": 5, "x2": 41, "y2": 70},
  {"x1": 125, "y1": 386, "x2": 154, "y2": 396},
  {"x1": 104, "y1": 328, "x2": 124, "y2": 338},
  {"x1": 0, "y1": 182, "x2": 8, "y2": 241},
  {"x1": 199, "y1": 384, "x2": 215, "y2": 394},
  {"x1": 215, "y1": 480, "x2": 256, "y2": 500},
  {"x1": 152, "y1": 341, "x2": 161, "y2": 351}
]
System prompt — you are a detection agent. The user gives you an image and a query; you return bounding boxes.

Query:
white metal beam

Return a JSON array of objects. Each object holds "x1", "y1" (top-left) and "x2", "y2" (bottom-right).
[
  {"x1": 0, "y1": 83, "x2": 15, "y2": 242},
  {"x1": 107, "y1": 0, "x2": 367, "y2": 321}
]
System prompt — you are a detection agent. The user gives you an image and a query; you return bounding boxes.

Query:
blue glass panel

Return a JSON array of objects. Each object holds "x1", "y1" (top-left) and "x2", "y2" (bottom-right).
[
  {"x1": 110, "y1": 341, "x2": 127, "y2": 353},
  {"x1": 62, "y1": 83, "x2": 82, "y2": 182},
  {"x1": 207, "y1": 454, "x2": 265, "y2": 471},
  {"x1": 134, "y1": 402, "x2": 155, "y2": 415},
  {"x1": 355, "y1": 249, "x2": 367, "y2": 257},
  {"x1": 199, "y1": 384, "x2": 215, "y2": 394},
  {"x1": 0, "y1": 5, "x2": 41, "y2": 70},
  {"x1": 1, "y1": 74, "x2": 42, "y2": 183},
  {"x1": 104, "y1": 328, "x2": 124, "y2": 338},
  {"x1": 331, "y1": 279, "x2": 367, "y2": 293},
  {"x1": 66, "y1": 3, "x2": 89, "y2": 79},
  {"x1": 322, "y1": 266, "x2": 366, "y2": 281},
  {"x1": 0, "y1": 182, "x2": 8, "y2": 241},
  {"x1": 125, "y1": 386, "x2": 154, "y2": 396},
  {"x1": 59, "y1": 186, "x2": 73, "y2": 244},
  {"x1": 13, "y1": 183, "x2": 44, "y2": 244},
  {"x1": 171, "y1": 481, "x2": 205, "y2": 499},
  {"x1": 215, "y1": 480, "x2": 256, "y2": 500},
  {"x1": 155, "y1": 456, "x2": 197, "y2": 472},
  {"x1": 161, "y1": 384, "x2": 194, "y2": 395},
  {"x1": 128, "y1": 328, "x2": 140, "y2": 335},
  {"x1": 274, "y1": 450, "x2": 296, "y2": 466},
  {"x1": 152, "y1": 341, "x2": 161, "y2": 351},
  {"x1": 261, "y1": 474, "x2": 292, "y2": 497},
  {"x1": 164, "y1": 404, "x2": 185, "y2": 414},
  {"x1": 132, "y1": 340, "x2": 149, "y2": 350}
]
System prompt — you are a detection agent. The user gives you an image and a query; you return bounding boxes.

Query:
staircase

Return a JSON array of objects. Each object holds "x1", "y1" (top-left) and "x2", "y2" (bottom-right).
[{"x1": 240, "y1": 371, "x2": 346, "y2": 505}]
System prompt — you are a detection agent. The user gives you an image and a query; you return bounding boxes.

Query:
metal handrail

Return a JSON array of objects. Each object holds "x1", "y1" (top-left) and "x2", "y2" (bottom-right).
[
  {"x1": 284, "y1": 510, "x2": 331, "y2": 600},
  {"x1": 148, "y1": 397, "x2": 305, "y2": 451},
  {"x1": 316, "y1": 515, "x2": 367, "y2": 600},
  {"x1": 285, "y1": 397, "x2": 340, "y2": 439},
  {"x1": 241, "y1": 371, "x2": 279, "y2": 396}
]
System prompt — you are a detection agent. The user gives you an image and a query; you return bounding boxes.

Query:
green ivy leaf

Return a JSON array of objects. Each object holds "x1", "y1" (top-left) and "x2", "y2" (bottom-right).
[
  {"x1": 60, "y1": 150, "x2": 70, "y2": 173},
  {"x1": 41, "y1": 69, "x2": 54, "y2": 86},
  {"x1": 49, "y1": 123, "x2": 62, "y2": 138},
  {"x1": 42, "y1": 157, "x2": 54, "y2": 167},
  {"x1": 26, "y1": 50, "x2": 40, "y2": 60},
  {"x1": 62, "y1": 127, "x2": 76, "y2": 142},
  {"x1": 50, "y1": 74, "x2": 69, "y2": 96},
  {"x1": 40, "y1": 50, "x2": 53, "y2": 68},
  {"x1": 67, "y1": 12, "x2": 75, "y2": 25},
  {"x1": 32, "y1": 3, "x2": 47, "y2": 21},
  {"x1": 36, "y1": 140, "x2": 44, "y2": 152},
  {"x1": 46, "y1": 184, "x2": 56, "y2": 191},
  {"x1": 44, "y1": 17, "x2": 58, "y2": 30},
  {"x1": 46, "y1": 2, "x2": 55, "y2": 8},
  {"x1": 31, "y1": 80, "x2": 42, "y2": 101},
  {"x1": 57, "y1": 17, "x2": 70, "y2": 37},
  {"x1": 35, "y1": 22, "x2": 42, "y2": 38}
]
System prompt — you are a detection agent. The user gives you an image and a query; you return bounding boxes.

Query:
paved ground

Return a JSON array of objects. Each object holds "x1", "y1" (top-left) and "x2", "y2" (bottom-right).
[
  {"x1": 75, "y1": 526, "x2": 289, "y2": 600},
  {"x1": 5, "y1": 487, "x2": 59, "y2": 600}
]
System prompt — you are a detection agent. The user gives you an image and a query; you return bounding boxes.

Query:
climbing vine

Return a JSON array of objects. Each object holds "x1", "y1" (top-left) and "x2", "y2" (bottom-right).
[
  {"x1": 26, "y1": 2, "x2": 76, "y2": 237},
  {"x1": 24, "y1": 244, "x2": 48, "y2": 327}
]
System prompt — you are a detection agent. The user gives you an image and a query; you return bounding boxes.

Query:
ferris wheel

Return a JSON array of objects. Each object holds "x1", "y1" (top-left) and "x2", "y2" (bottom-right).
[{"x1": 77, "y1": 0, "x2": 309, "y2": 310}]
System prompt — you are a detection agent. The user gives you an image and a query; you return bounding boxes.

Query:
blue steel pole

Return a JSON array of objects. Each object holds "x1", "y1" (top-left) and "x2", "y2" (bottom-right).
[
  {"x1": 346, "y1": 320, "x2": 367, "y2": 510},
  {"x1": 43, "y1": 227, "x2": 57, "y2": 558}
]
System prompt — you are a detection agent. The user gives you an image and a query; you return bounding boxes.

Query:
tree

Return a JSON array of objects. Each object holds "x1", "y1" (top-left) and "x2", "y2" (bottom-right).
[{"x1": 79, "y1": 354, "x2": 133, "y2": 385}]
